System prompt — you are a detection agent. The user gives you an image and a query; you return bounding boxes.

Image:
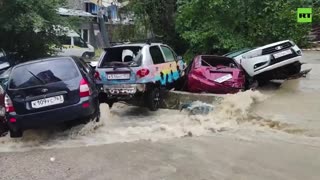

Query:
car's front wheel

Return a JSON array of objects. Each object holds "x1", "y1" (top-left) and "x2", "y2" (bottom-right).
[
  {"x1": 287, "y1": 62, "x2": 302, "y2": 76},
  {"x1": 0, "y1": 122, "x2": 8, "y2": 137},
  {"x1": 146, "y1": 87, "x2": 161, "y2": 111},
  {"x1": 82, "y1": 52, "x2": 91, "y2": 59}
]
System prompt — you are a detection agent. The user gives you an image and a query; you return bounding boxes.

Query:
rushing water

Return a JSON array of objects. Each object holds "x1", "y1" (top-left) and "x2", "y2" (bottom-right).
[{"x1": 0, "y1": 55, "x2": 320, "y2": 152}]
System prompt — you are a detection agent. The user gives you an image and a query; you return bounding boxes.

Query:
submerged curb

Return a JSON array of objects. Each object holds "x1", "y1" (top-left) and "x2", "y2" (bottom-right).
[
  {"x1": 302, "y1": 48, "x2": 320, "y2": 51},
  {"x1": 161, "y1": 91, "x2": 224, "y2": 110}
]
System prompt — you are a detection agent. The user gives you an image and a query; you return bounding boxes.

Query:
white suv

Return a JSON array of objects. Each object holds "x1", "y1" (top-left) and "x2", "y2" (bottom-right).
[{"x1": 225, "y1": 40, "x2": 302, "y2": 83}]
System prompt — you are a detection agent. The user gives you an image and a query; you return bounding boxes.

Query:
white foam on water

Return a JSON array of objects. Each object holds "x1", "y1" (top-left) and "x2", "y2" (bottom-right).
[{"x1": 0, "y1": 90, "x2": 318, "y2": 152}]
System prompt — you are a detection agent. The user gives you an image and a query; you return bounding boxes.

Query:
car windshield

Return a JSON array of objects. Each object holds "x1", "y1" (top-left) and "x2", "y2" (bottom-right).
[
  {"x1": 9, "y1": 58, "x2": 79, "y2": 89},
  {"x1": 100, "y1": 46, "x2": 143, "y2": 67},
  {"x1": 224, "y1": 48, "x2": 254, "y2": 58}
]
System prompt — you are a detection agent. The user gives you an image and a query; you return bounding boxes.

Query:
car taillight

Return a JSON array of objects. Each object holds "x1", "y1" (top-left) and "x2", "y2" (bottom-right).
[
  {"x1": 94, "y1": 71, "x2": 101, "y2": 80},
  {"x1": 80, "y1": 78, "x2": 91, "y2": 97},
  {"x1": 5, "y1": 94, "x2": 15, "y2": 113},
  {"x1": 136, "y1": 68, "x2": 150, "y2": 78}
]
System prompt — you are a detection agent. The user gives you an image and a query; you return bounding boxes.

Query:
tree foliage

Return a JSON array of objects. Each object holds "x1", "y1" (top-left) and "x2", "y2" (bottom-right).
[
  {"x1": 176, "y1": 0, "x2": 317, "y2": 54},
  {"x1": 129, "y1": 0, "x2": 188, "y2": 54},
  {"x1": 0, "y1": 0, "x2": 72, "y2": 60}
]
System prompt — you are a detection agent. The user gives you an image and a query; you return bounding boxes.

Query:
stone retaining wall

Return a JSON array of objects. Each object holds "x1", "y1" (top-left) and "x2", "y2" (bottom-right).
[{"x1": 161, "y1": 91, "x2": 223, "y2": 110}]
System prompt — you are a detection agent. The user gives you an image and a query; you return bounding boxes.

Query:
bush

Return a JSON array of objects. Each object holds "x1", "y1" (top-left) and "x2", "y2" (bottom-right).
[
  {"x1": 176, "y1": 0, "x2": 316, "y2": 54},
  {"x1": 0, "y1": 0, "x2": 72, "y2": 61}
]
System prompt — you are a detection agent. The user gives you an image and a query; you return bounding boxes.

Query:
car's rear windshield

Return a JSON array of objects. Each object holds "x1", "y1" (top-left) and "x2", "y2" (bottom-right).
[
  {"x1": 9, "y1": 58, "x2": 79, "y2": 89},
  {"x1": 201, "y1": 56, "x2": 235, "y2": 67},
  {"x1": 100, "y1": 46, "x2": 143, "y2": 68}
]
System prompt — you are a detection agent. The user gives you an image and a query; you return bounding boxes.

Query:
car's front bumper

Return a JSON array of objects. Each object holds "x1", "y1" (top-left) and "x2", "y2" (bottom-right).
[{"x1": 254, "y1": 56, "x2": 302, "y2": 76}]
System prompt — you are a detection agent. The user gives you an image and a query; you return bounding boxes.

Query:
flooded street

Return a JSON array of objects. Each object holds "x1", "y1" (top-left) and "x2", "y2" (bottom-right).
[{"x1": 0, "y1": 52, "x2": 320, "y2": 179}]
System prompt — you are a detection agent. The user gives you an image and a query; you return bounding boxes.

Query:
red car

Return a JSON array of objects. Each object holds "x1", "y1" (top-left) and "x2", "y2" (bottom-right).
[{"x1": 187, "y1": 55, "x2": 246, "y2": 94}]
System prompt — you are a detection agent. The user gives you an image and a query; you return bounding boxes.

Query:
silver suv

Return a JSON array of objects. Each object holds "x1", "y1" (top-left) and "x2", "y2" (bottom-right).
[{"x1": 95, "y1": 43, "x2": 186, "y2": 111}]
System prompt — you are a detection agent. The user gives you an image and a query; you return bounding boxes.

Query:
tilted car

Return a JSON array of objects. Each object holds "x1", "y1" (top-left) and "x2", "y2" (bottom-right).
[
  {"x1": 0, "y1": 50, "x2": 12, "y2": 136},
  {"x1": 187, "y1": 55, "x2": 245, "y2": 94},
  {"x1": 2, "y1": 57, "x2": 100, "y2": 138},
  {"x1": 0, "y1": 49, "x2": 12, "y2": 75},
  {"x1": 95, "y1": 42, "x2": 186, "y2": 111},
  {"x1": 225, "y1": 40, "x2": 303, "y2": 84},
  {"x1": 0, "y1": 68, "x2": 11, "y2": 136}
]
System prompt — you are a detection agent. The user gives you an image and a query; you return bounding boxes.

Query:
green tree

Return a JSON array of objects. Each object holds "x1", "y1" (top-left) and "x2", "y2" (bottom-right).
[
  {"x1": 176, "y1": 0, "x2": 316, "y2": 55},
  {"x1": 0, "y1": 0, "x2": 73, "y2": 60},
  {"x1": 129, "y1": 0, "x2": 188, "y2": 54}
]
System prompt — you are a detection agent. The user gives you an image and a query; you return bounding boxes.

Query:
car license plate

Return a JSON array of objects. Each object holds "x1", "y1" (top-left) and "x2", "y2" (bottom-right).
[
  {"x1": 273, "y1": 49, "x2": 292, "y2": 59},
  {"x1": 31, "y1": 95, "x2": 64, "y2": 109},
  {"x1": 107, "y1": 73, "x2": 130, "y2": 80},
  {"x1": 214, "y1": 74, "x2": 233, "y2": 83}
]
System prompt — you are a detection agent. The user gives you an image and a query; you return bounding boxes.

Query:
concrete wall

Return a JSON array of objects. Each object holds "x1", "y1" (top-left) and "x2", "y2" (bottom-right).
[{"x1": 161, "y1": 91, "x2": 223, "y2": 110}]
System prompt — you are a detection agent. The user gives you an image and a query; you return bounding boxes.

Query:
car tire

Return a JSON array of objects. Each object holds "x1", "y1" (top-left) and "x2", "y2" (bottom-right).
[
  {"x1": 106, "y1": 100, "x2": 115, "y2": 109},
  {"x1": 82, "y1": 52, "x2": 91, "y2": 59},
  {"x1": 0, "y1": 123, "x2": 8, "y2": 137},
  {"x1": 92, "y1": 102, "x2": 101, "y2": 122},
  {"x1": 146, "y1": 87, "x2": 161, "y2": 111},
  {"x1": 288, "y1": 62, "x2": 301, "y2": 75},
  {"x1": 9, "y1": 129, "x2": 23, "y2": 138}
]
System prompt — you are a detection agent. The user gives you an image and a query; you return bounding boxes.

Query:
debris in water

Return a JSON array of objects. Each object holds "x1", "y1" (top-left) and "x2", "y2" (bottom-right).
[
  {"x1": 287, "y1": 68, "x2": 312, "y2": 80},
  {"x1": 180, "y1": 101, "x2": 214, "y2": 115},
  {"x1": 50, "y1": 157, "x2": 55, "y2": 162}
]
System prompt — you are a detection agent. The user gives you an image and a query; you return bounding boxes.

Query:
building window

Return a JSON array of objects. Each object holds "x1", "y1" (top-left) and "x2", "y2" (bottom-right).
[
  {"x1": 82, "y1": 29, "x2": 89, "y2": 43},
  {"x1": 79, "y1": 29, "x2": 89, "y2": 43},
  {"x1": 85, "y1": 3, "x2": 98, "y2": 14}
]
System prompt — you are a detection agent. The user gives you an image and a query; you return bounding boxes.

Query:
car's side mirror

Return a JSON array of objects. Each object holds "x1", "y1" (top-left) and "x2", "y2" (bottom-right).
[
  {"x1": 0, "y1": 62, "x2": 10, "y2": 70},
  {"x1": 177, "y1": 56, "x2": 183, "y2": 61},
  {"x1": 89, "y1": 61, "x2": 98, "y2": 69}
]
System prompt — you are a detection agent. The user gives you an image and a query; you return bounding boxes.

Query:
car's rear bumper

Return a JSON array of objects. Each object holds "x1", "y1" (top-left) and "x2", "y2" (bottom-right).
[
  {"x1": 188, "y1": 75, "x2": 244, "y2": 94},
  {"x1": 7, "y1": 98, "x2": 96, "y2": 130},
  {"x1": 99, "y1": 84, "x2": 146, "y2": 99}
]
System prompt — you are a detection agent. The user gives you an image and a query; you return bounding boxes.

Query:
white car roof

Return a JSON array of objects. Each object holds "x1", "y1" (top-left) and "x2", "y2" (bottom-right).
[{"x1": 112, "y1": 43, "x2": 166, "y2": 48}]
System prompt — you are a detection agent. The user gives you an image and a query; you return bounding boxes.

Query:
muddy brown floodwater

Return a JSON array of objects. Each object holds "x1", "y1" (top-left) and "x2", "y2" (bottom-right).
[
  {"x1": 0, "y1": 52, "x2": 319, "y2": 152},
  {"x1": 0, "y1": 52, "x2": 320, "y2": 180}
]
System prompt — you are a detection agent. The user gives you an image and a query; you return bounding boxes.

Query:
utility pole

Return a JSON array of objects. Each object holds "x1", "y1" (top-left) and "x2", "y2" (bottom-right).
[
  {"x1": 98, "y1": 16, "x2": 111, "y2": 48},
  {"x1": 97, "y1": 0, "x2": 111, "y2": 48}
]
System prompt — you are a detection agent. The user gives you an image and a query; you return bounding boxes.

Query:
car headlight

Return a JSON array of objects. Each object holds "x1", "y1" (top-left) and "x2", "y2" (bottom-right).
[
  {"x1": 296, "y1": 50, "x2": 302, "y2": 56},
  {"x1": 289, "y1": 40, "x2": 296, "y2": 46}
]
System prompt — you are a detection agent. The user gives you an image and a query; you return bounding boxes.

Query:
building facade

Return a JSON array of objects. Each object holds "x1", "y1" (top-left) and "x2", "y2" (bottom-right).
[{"x1": 64, "y1": 0, "x2": 132, "y2": 48}]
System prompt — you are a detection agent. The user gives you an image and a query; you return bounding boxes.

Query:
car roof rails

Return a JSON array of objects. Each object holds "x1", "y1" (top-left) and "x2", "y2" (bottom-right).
[
  {"x1": 110, "y1": 38, "x2": 163, "y2": 46},
  {"x1": 145, "y1": 37, "x2": 163, "y2": 45}
]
